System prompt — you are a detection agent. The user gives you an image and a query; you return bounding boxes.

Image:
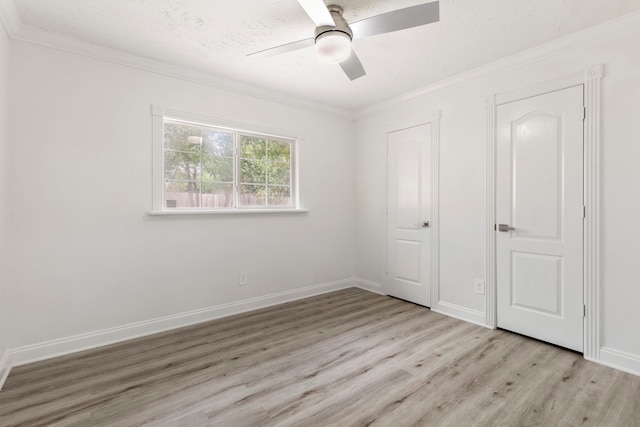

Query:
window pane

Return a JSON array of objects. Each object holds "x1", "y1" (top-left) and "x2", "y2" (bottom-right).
[
  {"x1": 268, "y1": 186, "x2": 291, "y2": 207},
  {"x1": 240, "y1": 184, "x2": 266, "y2": 207},
  {"x1": 164, "y1": 122, "x2": 236, "y2": 209},
  {"x1": 164, "y1": 122, "x2": 204, "y2": 184},
  {"x1": 268, "y1": 161, "x2": 291, "y2": 185},
  {"x1": 158, "y1": 116, "x2": 297, "y2": 211},
  {"x1": 164, "y1": 180, "x2": 201, "y2": 208},
  {"x1": 203, "y1": 129, "x2": 233, "y2": 158},
  {"x1": 203, "y1": 156, "x2": 233, "y2": 182},
  {"x1": 241, "y1": 136, "x2": 267, "y2": 159},
  {"x1": 241, "y1": 159, "x2": 267, "y2": 184},
  {"x1": 164, "y1": 122, "x2": 202, "y2": 154},
  {"x1": 268, "y1": 140, "x2": 291, "y2": 162},
  {"x1": 201, "y1": 182, "x2": 234, "y2": 208},
  {"x1": 164, "y1": 150, "x2": 201, "y2": 181}
]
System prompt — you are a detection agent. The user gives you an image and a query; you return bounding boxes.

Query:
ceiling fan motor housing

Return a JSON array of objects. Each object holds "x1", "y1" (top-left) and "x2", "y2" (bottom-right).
[
  {"x1": 314, "y1": 5, "x2": 353, "y2": 63},
  {"x1": 314, "y1": 5, "x2": 353, "y2": 40}
]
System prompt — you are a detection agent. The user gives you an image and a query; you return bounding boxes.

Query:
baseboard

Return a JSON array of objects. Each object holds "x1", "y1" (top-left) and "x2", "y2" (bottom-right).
[
  {"x1": 7, "y1": 278, "x2": 358, "y2": 369},
  {"x1": 356, "y1": 281, "x2": 489, "y2": 328},
  {"x1": 431, "y1": 300, "x2": 488, "y2": 328},
  {"x1": 596, "y1": 347, "x2": 640, "y2": 377},
  {"x1": 353, "y1": 277, "x2": 385, "y2": 295},
  {"x1": 0, "y1": 350, "x2": 10, "y2": 391},
  {"x1": 4, "y1": 283, "x2": 638, "y2": 393}
]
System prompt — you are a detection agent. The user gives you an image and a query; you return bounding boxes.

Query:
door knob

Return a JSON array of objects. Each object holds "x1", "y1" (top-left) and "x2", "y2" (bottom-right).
[
  {"x1": 498, "y1": 224, "x2": 515, "y2": 232},
  {"x1": 422, "y1": 221, "x2": 430, "y2": 228}
]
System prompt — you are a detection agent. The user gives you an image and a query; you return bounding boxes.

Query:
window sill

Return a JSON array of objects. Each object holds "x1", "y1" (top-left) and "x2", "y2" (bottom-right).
[{"x1": 148, "y1": 208, "x2": 309, "y2": 216}]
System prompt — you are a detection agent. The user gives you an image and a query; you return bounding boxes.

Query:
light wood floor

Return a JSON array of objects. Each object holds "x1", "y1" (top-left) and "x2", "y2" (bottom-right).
[{"x1": 1, "y1": 288, "x2": 639, "y2": 427}]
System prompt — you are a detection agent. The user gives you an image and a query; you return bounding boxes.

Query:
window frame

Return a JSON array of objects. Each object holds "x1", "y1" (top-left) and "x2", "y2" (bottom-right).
[{"x1": 151, "y1": 106, "x2": 305, "y2": 214}]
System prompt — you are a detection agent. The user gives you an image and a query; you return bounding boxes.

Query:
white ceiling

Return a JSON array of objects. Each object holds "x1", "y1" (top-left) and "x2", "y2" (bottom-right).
[{"x1": 7, "y1": 0, "x2": 640, "y2": 112}]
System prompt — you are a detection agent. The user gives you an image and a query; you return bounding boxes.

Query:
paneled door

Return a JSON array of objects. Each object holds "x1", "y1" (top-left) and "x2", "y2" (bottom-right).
[
  {"x1": 496, "y1": 85, "x2": 584, "y2": 352},
  {"x1": 387, "y1": 124, "x2": 431, "y2": 307}
]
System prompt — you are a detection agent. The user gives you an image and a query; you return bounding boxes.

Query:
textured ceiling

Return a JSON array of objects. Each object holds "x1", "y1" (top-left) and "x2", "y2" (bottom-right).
[{"x1": 9, "y1": 0, "x2": 640, "y2": 112}]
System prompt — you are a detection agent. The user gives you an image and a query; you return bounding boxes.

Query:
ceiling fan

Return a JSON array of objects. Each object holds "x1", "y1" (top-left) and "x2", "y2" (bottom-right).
[{"x1": 249, "y1": 0, "x2": 440, "y2": 80}]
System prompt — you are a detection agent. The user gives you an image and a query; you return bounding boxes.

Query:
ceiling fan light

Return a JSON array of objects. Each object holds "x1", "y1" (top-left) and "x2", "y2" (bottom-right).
[{"x1": 315, "y1": 31, "x2": 351, "y2": 63}]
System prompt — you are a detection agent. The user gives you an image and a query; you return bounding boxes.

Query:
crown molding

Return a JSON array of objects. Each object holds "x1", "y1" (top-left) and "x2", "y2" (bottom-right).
[
  {"x1": 355, "y1": 10, "x2": 640, "y2": 119},
  {"x1": 0, "y1": 0, "x2": 19, "y2": 37},
  {"x1": 2, "y1": 1, "x2": 640, "y2": 122},
  {"x1": 0, "y1": 0, "x2": 355, "y2": 121}
]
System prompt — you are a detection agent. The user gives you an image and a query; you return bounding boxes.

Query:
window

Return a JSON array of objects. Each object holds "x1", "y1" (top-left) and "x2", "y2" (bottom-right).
[{"x1": 152, "y1": 107, "x2": 300, "y2": 213}]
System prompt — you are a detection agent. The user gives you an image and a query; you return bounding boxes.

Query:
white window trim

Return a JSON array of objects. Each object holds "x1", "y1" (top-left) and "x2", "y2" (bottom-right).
[
  {"x1": 148, "y1": 208, "x2": 308, "y2": 216},
  {"x1": 150, "y1": 105, "x2": 306, "y2": 215}
]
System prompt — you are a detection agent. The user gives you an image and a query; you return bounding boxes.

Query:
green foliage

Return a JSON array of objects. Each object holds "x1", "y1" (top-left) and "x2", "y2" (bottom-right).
[
  {"x1": 239, "y1": 136, "x2": 292, "y2": 206},
  {"x1": 163, "y1": 122, "x2": 292, "y2": 208},
  {"x1": 164, "y1": 121, "x2": 235, "y2": 207}
]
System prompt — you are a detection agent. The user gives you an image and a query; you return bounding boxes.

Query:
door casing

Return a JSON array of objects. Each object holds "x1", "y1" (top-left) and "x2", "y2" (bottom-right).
[
  {"x1": 495, "y1": 85, "x2": 584, "y2": 352},
  {"x1": 486, "y1": 66, "x2": 603, "y2": 360}
]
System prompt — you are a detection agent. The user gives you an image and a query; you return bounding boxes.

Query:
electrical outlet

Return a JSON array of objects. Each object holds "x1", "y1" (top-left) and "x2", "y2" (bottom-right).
[
  {"x1": 239, "y1": 271, "x2": 248, "y2": 286},
  {"x1": 474, "y1": 279, "x2": 485, "y2": 295}
]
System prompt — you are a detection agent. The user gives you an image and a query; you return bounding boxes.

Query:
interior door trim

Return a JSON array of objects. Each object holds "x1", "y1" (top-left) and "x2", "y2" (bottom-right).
[
  {"x1": 486, "y1": 65, "x2": 603, "y2": 361},
  {"x1": 385, "y1": 110, "x2": 441, "y2": 308}
]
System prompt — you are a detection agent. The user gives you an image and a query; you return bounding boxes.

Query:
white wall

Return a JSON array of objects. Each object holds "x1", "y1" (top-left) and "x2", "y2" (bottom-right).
[
  {"x1": 3, "y1": 11, "x2": 640, "y2": 379},
  {"x1": 5, "y1": 41, "x2": 356, "y2": 352},
  {"x1": 0, "y1": 19, "x2": 9, "y2": 377},
  {"x1": 355, "y1": 24, "x2": 640, "y2": 371}
]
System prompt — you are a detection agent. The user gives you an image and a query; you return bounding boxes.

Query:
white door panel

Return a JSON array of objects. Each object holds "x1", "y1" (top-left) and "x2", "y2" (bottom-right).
[
  {"x1": 510, "y1": 252, "x2": 562, "y2": 315},
  {"x1": 387, "y1": 124, "x2": 431, "y2": 306},
  {"x1": 496, "y1": 86, "x2": 584, "y2": 352},
  {"x1": 512, "y1": 112, "x2": 562, "y2": 239}
]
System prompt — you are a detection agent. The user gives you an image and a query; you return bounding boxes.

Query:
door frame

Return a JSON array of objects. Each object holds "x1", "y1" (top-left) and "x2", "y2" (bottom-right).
[
  {"x1": 385, "y1": 110, "x2": 441, "y2": 308},
  {"x1": 486, "y1": 65, "x2": 603, "y2": 360}
]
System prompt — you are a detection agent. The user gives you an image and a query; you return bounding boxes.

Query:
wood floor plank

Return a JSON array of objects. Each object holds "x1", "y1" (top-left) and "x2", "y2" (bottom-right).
[{"x1": 1, "y1": 288, "x2": 639, "y2": 427}]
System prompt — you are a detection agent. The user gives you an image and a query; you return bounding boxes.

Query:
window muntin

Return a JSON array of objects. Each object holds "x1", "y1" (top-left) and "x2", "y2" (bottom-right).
[{"x1": 161, "y1": 119, "x2": 296, "y2": 211}]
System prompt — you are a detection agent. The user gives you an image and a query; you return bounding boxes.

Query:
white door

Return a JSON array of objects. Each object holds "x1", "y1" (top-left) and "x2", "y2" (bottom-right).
[
  {"x1": 387, "y1": 124, "x2": 431, "y2": 307},
  {"x1": 496, "y1": 85, "x2": 584, "y2": 352}
]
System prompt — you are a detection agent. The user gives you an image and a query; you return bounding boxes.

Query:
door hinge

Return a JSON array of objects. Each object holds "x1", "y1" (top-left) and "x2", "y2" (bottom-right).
[
  {"x1": 583, "y1": 205, "x2": 586, "y2": 219},
  {"x1": 583, "y1": 106, "x2": 586, "y2": 121},
  {"x1": 583, "y1": 304, "x2": 586, "y2": 317}
]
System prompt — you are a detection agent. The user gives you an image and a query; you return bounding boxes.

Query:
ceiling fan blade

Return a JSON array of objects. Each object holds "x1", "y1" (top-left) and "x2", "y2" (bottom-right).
[
  {"x1": 350, "y1": 1, "x2": 440, "y2": 38},
  {"x1": 340, "y1": 51, "x2": 366, "y2": 81},
  {"x1": 248, "y1": 38, "x2": 315, "y2": 58},
  {"x1": 297, "y1": 0, "x2": 335, "y2": 27}
]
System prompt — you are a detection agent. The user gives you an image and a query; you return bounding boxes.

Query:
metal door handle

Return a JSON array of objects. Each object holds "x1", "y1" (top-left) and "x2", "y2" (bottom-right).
[
  {"x1": 498, "y1": 224, "x2": 515, "y2": 232},
  {"x1": 422, "y1": 221, "x2": 430, "y2": 228}
]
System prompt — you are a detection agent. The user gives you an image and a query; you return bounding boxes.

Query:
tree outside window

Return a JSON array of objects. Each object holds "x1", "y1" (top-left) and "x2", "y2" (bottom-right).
[{"x1": 163, "y1": 120, "x2": 295, "y2": 209}]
